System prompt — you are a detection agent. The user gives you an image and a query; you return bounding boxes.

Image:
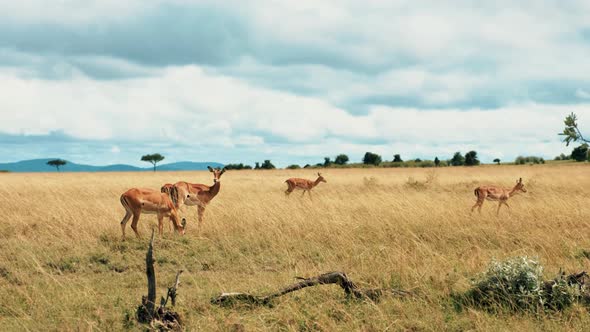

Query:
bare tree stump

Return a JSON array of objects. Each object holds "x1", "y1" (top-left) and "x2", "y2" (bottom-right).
[
  {"x1": 211, "y1": 271, "x2": 412, "y2": 307},
  {"x1": 135, "y1": 229, "x2": 183, "y2": 330}
]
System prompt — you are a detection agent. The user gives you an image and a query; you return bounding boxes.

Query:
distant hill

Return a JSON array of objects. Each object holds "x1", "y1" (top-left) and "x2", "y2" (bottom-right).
[{"x1": 0, "y1": 159, "x2": 224, "y2": 173}]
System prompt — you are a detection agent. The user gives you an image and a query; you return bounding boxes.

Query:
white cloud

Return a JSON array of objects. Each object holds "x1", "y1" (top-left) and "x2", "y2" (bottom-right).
[
  {"x1": 0, "y1": 62, "x2": 587, "y2": 163},
  {"x1": 576, "y1": 89, "x2": 590, "y2": 99},
  {"x1": 111, "y1": 146, "x2": 121, "y2": 153},
  {"x1": 1, "y1": 1, "x2": 590, "y2": 165}
]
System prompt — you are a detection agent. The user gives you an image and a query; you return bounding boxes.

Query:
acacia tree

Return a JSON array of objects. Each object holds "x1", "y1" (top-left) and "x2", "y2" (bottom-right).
[
  {"x1": 434, "y1": 157, "x2": 440, "y2": 167},
  {"x1": 393, "y1": 154, "x2": 403, "y2": 162},
  {"x1": 141, "y1": 153, "x2": 165, "y2": 172},
  {"x1": 47, "y1": 159, "x2": 67, "y2": 172},
  {"x1": 493, "y1": 158, "x2": 501, "y2": 165}
]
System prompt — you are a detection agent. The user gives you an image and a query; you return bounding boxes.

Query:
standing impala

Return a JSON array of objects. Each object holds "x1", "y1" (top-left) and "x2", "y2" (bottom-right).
[
  {"x1": 471, "y1": 178, "x2": 527, "y2": 215},
  {"x1": 119, "y1": 188, "x2": 185, "y2": 239},
  {"x1": 285, "y1": 172, "x2": 327, "y2": 199},
  {"x1": 172, "y1": 166, "x2": 226, "y2": 229}
]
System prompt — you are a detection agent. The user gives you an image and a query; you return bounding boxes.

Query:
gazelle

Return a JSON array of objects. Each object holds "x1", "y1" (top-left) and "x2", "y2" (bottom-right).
[
  {"x1": 472, "y1": 178, "x2": 527, "y2": 215},
  {"x1": 172, "y1": 166, "x2": 226, "y2": 229},
  {"x1": 285, "y1": 172, "x2": 327, "y2": 199},
  {"x1": 119, "y1": 188, "x2": 185, "y2": 240}
]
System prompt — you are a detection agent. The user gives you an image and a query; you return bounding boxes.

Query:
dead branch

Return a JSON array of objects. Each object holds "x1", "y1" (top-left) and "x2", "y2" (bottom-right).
[
  {"x1": 136, "y1": 230, "x2": 157, "y2": 323},
  {"x1": 211, "y1": 271, "x2": 412, "y2": 307},
  {"x1": 135, "y1": 229, "x2": 183, "y2": 330}
]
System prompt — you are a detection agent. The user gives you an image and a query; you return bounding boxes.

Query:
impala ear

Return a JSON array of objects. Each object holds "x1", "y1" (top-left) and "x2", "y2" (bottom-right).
[
  {"x1": 221, "y1": 167, "x2": 226, "y2": 174},
  {"x1": 519, "y1": 177, "x2": 522, "y2": 183},
  {"x1": 207, "y1": 166, "x2": 214, "y2": 172}
]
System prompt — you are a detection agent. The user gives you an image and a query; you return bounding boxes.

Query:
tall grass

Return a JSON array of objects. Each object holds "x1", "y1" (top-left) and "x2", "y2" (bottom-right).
[{"x1": 0, "y1": 165, "x2": 589, "y2": 330}]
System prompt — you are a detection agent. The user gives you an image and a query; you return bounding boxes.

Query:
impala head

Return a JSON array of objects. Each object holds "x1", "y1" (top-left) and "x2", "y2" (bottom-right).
[
  {"x1": 208, "y1": 166, "x2": 227, "y2": 183},
  {"x1": 170, "y1": 210, "x2": 185, "y2": 235},
  {"x1": 515, "y1": 178, "x2": 527, "y2": 193},
  {"x1": 317, "y1": 172, "x2": 327, "y2": 183}
]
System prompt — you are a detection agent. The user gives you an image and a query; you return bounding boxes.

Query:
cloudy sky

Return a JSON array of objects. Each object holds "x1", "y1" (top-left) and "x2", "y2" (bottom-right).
[{"x1": 1, "y1": 0, "x2": 589, "y2": 167}]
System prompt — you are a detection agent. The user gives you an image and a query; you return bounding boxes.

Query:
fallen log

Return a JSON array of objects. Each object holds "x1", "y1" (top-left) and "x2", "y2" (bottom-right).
[{"x1": 211, "y1": 271, "x2": 412, "y2": 307}]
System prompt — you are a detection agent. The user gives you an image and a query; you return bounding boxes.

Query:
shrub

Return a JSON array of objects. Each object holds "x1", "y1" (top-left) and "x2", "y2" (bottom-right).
[
  {"x1": 286, "y1": 164, "x2": 300, "y2": 169},
  {"x1": 460, "y1": 256, "x2": 581, "y2": 312},
  {"x1": 515, "y1": 156, "x2": 545, "y2": 165},
  {"x1": 393, "y1": 154, "x2": 403, "y2": 162},
  {"x1": 465, "y1": 256, "x2": 544, "y2": 310},
  {"x1": 225, "y1": 163, "x2": 253, "y2": 170}
]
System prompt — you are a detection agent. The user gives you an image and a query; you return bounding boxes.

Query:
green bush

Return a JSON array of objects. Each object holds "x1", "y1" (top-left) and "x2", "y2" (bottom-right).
[
  {"x1": 515, "y1": 156, "x2": 545, "y2": 165},
  {"x1": 460, "y1": 256, "x2": 580, "y2": 312},
  {"x1": 286, "y1": 164, "x2": 301, "y2": 169}
]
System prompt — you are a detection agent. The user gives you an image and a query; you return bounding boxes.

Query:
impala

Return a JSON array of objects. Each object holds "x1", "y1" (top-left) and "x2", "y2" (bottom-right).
[
  {"x1": 119, "y1": 188, "x2": 185, "y2": 239},
  {"x1": 471, "y1": 178, "x2": 527, "y2": 215},
  {"x1": 285, "y1": 172, "x2": 327, "y2": 199},
  {"x1": 172, "y1": 166, "x2": 226, "y2": 228}
]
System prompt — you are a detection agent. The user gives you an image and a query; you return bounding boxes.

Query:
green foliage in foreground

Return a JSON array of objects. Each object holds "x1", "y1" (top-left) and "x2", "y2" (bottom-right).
[{"x1": 457, "y1": 257, "x2": 583, "y2": 312}]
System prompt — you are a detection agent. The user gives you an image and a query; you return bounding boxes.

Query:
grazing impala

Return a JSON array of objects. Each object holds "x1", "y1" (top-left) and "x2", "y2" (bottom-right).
[
  {"x1": 119, "y1": 188, "x2": 185, "y2": 239},
  {"x1": 472, "y1": 178, "x2": 527, "y2": 215},
  {"x1": 285, "y1": 173, "x2": 327, "y2": 199},
  {"x1": 172, "y1": 166, "x2": 227, "y2": 228}
]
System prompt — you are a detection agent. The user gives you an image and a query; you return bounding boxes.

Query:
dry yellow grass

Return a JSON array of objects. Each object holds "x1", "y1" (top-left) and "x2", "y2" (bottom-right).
[{"x1": 0, "y1": 164, "x2": 589, "y2": 331}]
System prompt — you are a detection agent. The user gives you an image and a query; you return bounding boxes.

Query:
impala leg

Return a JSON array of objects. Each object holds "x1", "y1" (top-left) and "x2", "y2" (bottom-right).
[
  {"x1": 157, "y1": 214, "x2": 164, "y2": 236},
  {"x1": 130, "y1": 212, "x2": 141, "y2": 238},
  {"x1": 197, "y1": 205, "x2": 205, "y2": 229},
  {"x1": 285, "y1": 188, "x2": 292, "y2": 196},
  {"x1": 301, "y1": 190, "x2": 306, "y2": 197},
  {"x1": 496, "y1": 202, "x2": 503, "y2": 216},
  {"x1": 120, "y1": 210, "x2": 132, "y2": 240},
  {"x1": 471, "y1": 201, "x2": 482, "y2": 213},
  {"x1": 503, "y1": 201, "x2": 510, "y2": 209},
  {"x1": 308, "y1": 190, "x2": 313, "y2": 200}
]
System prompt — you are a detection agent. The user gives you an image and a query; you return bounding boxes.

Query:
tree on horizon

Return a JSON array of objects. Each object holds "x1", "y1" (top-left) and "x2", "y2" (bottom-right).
[
  {"x1": 47, "y1": 159, "x2": 67, "y2": 172},
  {"x1": 464, "y1": 151, "x2": 480, "y2": 166},
  {"x1": 334, "y1": 154, "x2": 349, "y2": 165},
  {"x1": 362, "y1": 152, "x2": 382, "y2": 166},
  {"x1": 141, "y1": 153, "x2": 165, "y2": 172}
]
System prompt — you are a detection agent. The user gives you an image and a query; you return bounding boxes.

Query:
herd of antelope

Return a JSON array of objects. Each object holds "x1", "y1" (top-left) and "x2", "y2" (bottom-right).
[{"x1": 119, "y1": 167, "x2": 527, "y2": 240}]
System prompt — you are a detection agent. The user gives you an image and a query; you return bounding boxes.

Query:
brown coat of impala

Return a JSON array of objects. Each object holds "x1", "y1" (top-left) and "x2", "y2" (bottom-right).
[
  {"x1": 119, "y1": 188, "x2": 185, "y2": 239},
  {"x1": 471, "y1": 178, "x2": 527, "y2": 215},
  {"x1": 285, "y1": 173, "x2": 327, "y2": 199},
  {"x1": 166, "y1": 166, "x2": 226, "y2": 229}
]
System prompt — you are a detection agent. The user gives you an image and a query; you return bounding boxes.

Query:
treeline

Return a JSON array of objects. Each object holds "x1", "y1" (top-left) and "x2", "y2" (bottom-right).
[
  {"x1": 554, "y1": 144, "x2": 589, "y2": 162},
  {"x1": 224, "y1": 148, "x2": 587, "y2": 171}
]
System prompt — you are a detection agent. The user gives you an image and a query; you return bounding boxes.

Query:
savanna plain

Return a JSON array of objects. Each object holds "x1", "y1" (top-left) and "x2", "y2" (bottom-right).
[{"x1": 1, "y1": 164, "x2": 589, "y2": 331}]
